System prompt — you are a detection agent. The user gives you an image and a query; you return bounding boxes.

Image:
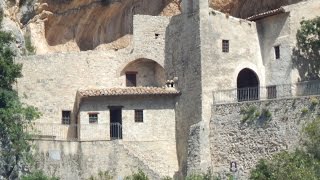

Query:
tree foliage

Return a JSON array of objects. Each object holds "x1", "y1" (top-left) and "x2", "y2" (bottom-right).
[
  {"x1": 249, "y1": 116, "x2": 320, "y2": 180},
  {"x1": 249, "y1": 150, "x2": 320, "y2": 180},
  {"x1": 0, "y1": 9, "x2": 40, "y2": 179},
  {"x1": 293, "y1": 16, "x2": 320, "y2": 81}
]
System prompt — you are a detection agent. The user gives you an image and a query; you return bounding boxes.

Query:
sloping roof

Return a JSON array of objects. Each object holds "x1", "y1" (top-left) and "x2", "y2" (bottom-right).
[
  {"x1": 247, "y1": 7, "x2": 286, "y2": 21},
  {"x1": 78, "y1": 87, "x2": 181, "y2": 97}
]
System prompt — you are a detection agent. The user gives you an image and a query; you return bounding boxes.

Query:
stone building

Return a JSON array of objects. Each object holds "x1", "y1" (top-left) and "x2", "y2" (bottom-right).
[{"x1": 16, "y1": 0, "x2": 320, "y2": 179}]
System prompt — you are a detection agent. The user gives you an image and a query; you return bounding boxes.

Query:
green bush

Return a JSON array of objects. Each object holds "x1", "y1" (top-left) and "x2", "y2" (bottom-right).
[
  {"x1": 24, "y1": 33, "x2": 36, "y2": 55},
  {"x1": 240, "y1": 106, "x2": 260, "y2": 124},
  {"x1": 88, "y1": 170, "x2": 113, "y2": 180},
  {"x1": 21, "y1": 171, "x2": 59, "y2": 180},
  {"x1": 249, "y1": 150, "x2": 320, "y2": 180},
  {"x1": 186, "y1": 170, "x2": 224, "y2": 180},
  {"x1": 124, "y1": 169, "x2": 149, "y2": 180},
  {"x1": 304, "y1": 118, "x2": 320, "y2": 160}
]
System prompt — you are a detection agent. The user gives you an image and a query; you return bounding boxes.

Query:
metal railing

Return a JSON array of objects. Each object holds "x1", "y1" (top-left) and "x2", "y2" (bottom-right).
[
  {"x1": 213, "y1": 81, "x2": 320, "y2": 104},
  {"x1": 26, "y1": 123, "x2": 123, "y2": 141},
  {"x1": 110, "y1": 123, "x2": 122, "y2": 140}
]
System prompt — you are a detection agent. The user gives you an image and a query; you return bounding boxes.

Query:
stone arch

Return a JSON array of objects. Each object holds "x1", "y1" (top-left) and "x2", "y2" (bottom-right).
[
  {"x1": 120, "y1": 58, "x2": 166, "y2": 87},
  {"x1": 237, "y1": 68, "x2": 260, "y2": 101}
]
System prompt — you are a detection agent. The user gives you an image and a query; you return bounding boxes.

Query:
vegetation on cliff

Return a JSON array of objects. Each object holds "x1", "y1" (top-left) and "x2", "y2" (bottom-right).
[{"x1": 0, "y1": 9, "x2": 40, "y2": 179}]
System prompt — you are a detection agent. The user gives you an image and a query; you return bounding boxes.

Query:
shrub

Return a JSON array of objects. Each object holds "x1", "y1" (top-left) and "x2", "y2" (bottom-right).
[
  {"x1": 249, "y1": 150, "x2": 320, "y2": 180},
  {"x1": 24, "y1": 33, "x2": 36, "y2": 55},
  {"x1": 304, "y1": 118, "x2": 320, "y2": 160},
  {"x1": 124, "y1": 169, "x2": 149, "y2": 180},
  {"x1": 88, "y1": 170, "x2": 113, "y2": 180},
  {"x1": 301, "y1": 107, "x2": 309, "y2": 115},
  {"x1": 310, "y1": 97, "x2": 319, "y2": 106},
  {"x1": 240, "y1": 106, "x2": 259, "y2": 124},
  {"x1": 21, "y1": 171, "x2": 59, "y2": 180}
]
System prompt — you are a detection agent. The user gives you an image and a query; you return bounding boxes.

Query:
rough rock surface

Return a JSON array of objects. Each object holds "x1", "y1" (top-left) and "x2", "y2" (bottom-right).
[{"x1": 1, "y1": 0, "x2": 305, "y2": 53}]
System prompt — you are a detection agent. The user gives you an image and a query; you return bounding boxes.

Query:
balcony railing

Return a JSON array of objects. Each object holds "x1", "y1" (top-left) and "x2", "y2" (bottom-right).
[
  {"x1": 26, "y1": 123, "x2": 123, "y2": 141},
  {"x1": 213, "y1": 81, "x2": 320, "y2": 104}
]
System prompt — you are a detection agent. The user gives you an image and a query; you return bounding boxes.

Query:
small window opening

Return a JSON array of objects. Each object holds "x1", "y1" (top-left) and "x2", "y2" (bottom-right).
[
  {"x1": 135, "y1": 110, "x2": 143, "y2": 122},
  {"x1": 89, "y1": 113, "x2": 98, "y2": 123},
  {"x1": 155, "y1": 33, "x2": 160, "y2": 39},
  {"x1": 126, "y1": 72, "x2": 137, "y2": 87},
  {"x1": 62, "y1": 111, "x2": 71, "y2": 124},
  {"x1": 274, "y1": 45, "x2": 280, "y2": 59},
  {"x1": 222, "y1": 40, "x2": 229, "y2": 53},
  {"x1": 267, "y1": 85, "x2": 277, "y2": 99}
]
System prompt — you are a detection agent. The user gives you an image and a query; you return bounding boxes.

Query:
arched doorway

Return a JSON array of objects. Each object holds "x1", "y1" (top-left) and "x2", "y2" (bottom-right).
[{"x1": 237, "y1": 68, "x2": 260, "y2": 101}]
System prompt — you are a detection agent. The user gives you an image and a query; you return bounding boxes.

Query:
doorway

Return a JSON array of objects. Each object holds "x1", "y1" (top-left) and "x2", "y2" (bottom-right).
[
  {"x1": 109, "y1": 107, "x2": 122, "y2": 139},
  {"x1": 237, "y1": 68, "x2": 260, "y2": 101}
]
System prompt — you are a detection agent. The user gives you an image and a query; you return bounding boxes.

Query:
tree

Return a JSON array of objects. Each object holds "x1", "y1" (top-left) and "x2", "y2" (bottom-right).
[
  {"x1": 293, "y1": 16, "x2": 320, "y2": 81},
  {"x1": 0, "y1": 10, "x2": 40, "y2": 179},
  {"x1": 249, "y1": 150, "x2": 320, "y2": 180},
  {"x1": 249, "y1": 117, "x2": 320, "y2": 180}
]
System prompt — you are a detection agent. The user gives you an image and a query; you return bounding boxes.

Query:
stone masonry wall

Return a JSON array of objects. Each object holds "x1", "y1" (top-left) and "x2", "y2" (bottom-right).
[
  {"x1": 34, "y1": 139, "x2": 178, "y2": 180},
  {"x1": 210, "y1": 96, "x2": 320, "y2": 179}
]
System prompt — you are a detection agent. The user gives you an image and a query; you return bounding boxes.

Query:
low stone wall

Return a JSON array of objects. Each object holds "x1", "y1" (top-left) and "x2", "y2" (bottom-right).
[
  {"x1": 34, "y1": 140, "x2": 178, "y2": 180},
  {"x1": 210, "y1": 96, "x2": 320, "y2": 178}
]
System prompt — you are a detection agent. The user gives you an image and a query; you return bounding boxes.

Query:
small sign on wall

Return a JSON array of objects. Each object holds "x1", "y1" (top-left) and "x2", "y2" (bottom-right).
[{"x1": 49, "y1": 150, "x2": 61, "y2": 161}]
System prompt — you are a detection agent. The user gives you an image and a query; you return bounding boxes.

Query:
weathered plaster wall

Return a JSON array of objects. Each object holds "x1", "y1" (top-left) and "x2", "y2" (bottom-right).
[
  {"x1": 79, "y1": 96, "x2": 177, "y2": 142},
  {"x1": 257, "y1": 0, "x2": 320, "y2": 85},
  {"x1": 121, "y1": 58, "x2": 166, "y2": 87},
  {"x1": 16, "y1": 14, "x2": 171, "y2": 125},
  {"x1": 163, "y1": 10, "x2": 203, "y2": 177},
  {"x1": 206, "y1": 10, "x2": 265, "y2": 90},
  {"x1": 133, "y1": 15, "x2": 171, "y2": 67},
  {"x1": 34, "y1": 140, "x2": 178, "y2": 179},
  {"x1": 210, "y1": 96, "x2": 320, "y2": 178}
]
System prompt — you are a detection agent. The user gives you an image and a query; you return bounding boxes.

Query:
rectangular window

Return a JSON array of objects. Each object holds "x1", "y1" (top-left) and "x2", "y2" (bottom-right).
[
  {"x1": 274, "y1": 45, "x2": 280, "y2": 59},
  {"x1": 126, "y1": 72, "x2": 137, "y2": 87},
  {"x1": 134, "y1": 110, "x2": 143, "y2": 122},
  {"x1": 62, "y1": 111, "x2": 71, "y2": 124},
  {"x1": 222, "y1": 40, "x2": 229, "y2": 53},
  {"x1": 89, "y1": 113, "x2": 98, "y2": 123},
  {"x1": 267, "y1": 86, "x2": 277, "y2": 99}
]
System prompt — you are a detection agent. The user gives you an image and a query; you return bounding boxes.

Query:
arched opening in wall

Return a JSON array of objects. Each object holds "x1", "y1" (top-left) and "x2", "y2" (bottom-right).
[
  {"x1": 237, "y1": 68, "x2": 260, "y2": 102},
  {"x1": 121, "y1": 58, "x2": 166, "y2": 87}
]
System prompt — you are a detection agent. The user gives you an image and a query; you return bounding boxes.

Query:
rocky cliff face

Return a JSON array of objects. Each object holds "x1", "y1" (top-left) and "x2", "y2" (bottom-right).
[
  {"x1": 210, "y1": 0, "x2": 304, "y2": 18},
  {"x1": 1, "y1": 0, "x2": 303, "y2": 54}
]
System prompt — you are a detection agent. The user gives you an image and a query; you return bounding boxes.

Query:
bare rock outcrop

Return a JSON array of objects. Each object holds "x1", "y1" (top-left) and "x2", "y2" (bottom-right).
[{"x1": 1, "y1": 0, "x2": 306, "y2": 54}]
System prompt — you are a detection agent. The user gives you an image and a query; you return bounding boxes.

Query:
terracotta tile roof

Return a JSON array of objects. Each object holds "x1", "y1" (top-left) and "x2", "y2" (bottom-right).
[
  {"x1": 78, "y1": 87, "x2": 181, "y2": 97},
  {"x1": 247, "y1": 7, "x2": 286, "y2": 21}
]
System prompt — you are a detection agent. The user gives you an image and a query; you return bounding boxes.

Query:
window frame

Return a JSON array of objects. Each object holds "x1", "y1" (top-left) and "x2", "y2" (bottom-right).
[
  {"x1": 88, "y1": 113, "x2": 99, "y2": 124},
  {"x1": 274, "y1": 45, "x2": 280, "y2": 59},
  {"x1": 134, "y1": 109, "x2": 144, "y2": 123},
  {"x1": 62, "y1": 110, "x2": 71, "y2": 125},
  {"x1": 222, "y1": 40, "x2": 229, "y2": 53},
  {"x1": 126, "y1": 71, "x2": 137, "y2": 87}
]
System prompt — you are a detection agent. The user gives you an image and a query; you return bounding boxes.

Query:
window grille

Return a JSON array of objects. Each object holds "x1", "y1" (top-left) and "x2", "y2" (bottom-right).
[
  {"x1": 135, "y1": 110, "x2": 143, "y2": 122},
  {"x1": 89, "y1": 113, "x2": 98, "y2": 123},
  {"x1": 62, "y1": 111, "x2": 71, "y2": 124},
  {"x1": 222, "y1": 40, "x2": 229, "y2": 53},
  {"x1": 267, "y1": 86, "x2": 277, "y2": 99}
]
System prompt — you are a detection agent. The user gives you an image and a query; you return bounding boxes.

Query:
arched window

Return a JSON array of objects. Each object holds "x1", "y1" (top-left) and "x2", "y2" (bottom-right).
[{"x1": 237, "y1": 68, "x2": 259, "y2": 102}]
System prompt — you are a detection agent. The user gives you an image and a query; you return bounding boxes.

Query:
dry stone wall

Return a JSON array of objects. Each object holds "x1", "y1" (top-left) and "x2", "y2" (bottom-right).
[{"x1": 210, "y1": 96, "x2": 320, "y2": 178}]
